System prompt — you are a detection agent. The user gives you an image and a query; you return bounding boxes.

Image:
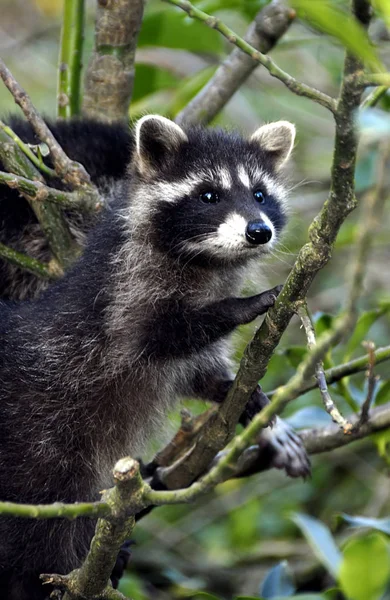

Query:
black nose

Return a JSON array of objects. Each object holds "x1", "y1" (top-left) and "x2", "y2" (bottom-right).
[{"x1": 245, "y1": 220, "x2": 272, "y2": 245}]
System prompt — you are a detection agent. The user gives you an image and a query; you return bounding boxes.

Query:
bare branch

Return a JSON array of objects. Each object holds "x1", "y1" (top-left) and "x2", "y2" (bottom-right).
[
  {"x1": 83, "y1": 0, "x2": 145, "y2": 121},
  {"x1": 268, "y1": 344, "x2": 390, "y2": 400},
  {"x1": 163, "y1": 0, "x2": 337, "y2": 113},
  {"x1": 297, "y1": 303, "x2": 352, "y2": 432},
  {"x1": 176, "y1": 0, "x2": 295, "y2": 126},
  {"x1": 233, "y1": 403, "x2": 390, "y2": 476},
  {"x1": 0, "y1": 59, "x2": 98, "y2": 191},
  {"x1": 300, "y1": 403, "x2": 390, "y2": 454}
]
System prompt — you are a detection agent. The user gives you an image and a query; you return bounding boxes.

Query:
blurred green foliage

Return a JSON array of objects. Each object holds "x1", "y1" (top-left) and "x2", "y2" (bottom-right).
[{"x1": 0, "y1": 0, "x2": 390, "y2": 598}]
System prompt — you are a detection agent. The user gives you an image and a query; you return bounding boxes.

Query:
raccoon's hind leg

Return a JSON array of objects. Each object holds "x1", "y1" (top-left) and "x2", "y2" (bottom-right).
[
  {"x1": 188, "y1": 371, "x2": 274, "y2": 427},
  {"x1": 188, "y1": 372, "x2": 310, "y2": 479},
  {"x1": 237, "y1": 417, "x2": 311, "y2": 479}
]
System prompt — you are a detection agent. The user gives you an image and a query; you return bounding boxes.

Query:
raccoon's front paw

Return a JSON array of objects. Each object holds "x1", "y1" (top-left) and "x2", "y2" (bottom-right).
[
  {"x1": 239, "y1": 384, "x2": 276, "y2": 428},
  {"x1": 254, "y1": 284, "x2": 283, "y2": 315},
  {"x1": 258, "y1": 417, "x2": 311, "y2": 478}
]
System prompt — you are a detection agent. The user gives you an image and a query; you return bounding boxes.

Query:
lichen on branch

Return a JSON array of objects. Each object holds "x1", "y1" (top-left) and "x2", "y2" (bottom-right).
[{"x1": 83, "y1": 0, "x2": 145, "y2": 121}]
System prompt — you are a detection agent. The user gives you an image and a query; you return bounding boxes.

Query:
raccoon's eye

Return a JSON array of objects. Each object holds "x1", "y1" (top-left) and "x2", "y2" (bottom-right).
[
  {"x1": 199, "y1": 191, "x2": 220, "y2": 204},
  {"x1": 253, "y1": 189, "x2": 265, "y2": 204}
]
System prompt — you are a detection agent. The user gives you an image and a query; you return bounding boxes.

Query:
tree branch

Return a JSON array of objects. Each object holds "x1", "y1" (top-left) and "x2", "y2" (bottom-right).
[
  {"x1": 0, "y1": 119, "x2": 56, "y2": 178},
  {"x1": 163, "y1": 0, "x2": 337, "y2": 113},
  {"x1": 0, "y1": 59, "x2": 99, "y2": 191},
  {"x1": 83, "y1": 0, "x2": 145, "y2": 121},
  {"x1": 0, "y1": 242, "x2": 61, "y2": 280},
  {"x1": 361, "y1": 86, "x2": 388, "y2": 108},
  {"x1": 42, "y1": 458, "x2": 144, "y2": 600},
  {"x1": 1, "y1": 400, "x2": 389, "y2": 522},
  {"x1": 57, "y1": 0, "x2": 85, "y2": 118},
  {"x1": 297, "y1": 303, "x2": 352, "y2": 432},
  {"x1": 268, "y1": 344, "x2": 390, "y2": 400},
  {"x1": 0, "y1": 170, "x2": 102, "y2": 212},
  {"x1": 233, "y1": 403, "x2": 390, "y2": 478},
  {"x1": 176, "y1": 0, "x2": 295, "y2": 126},
  {"x1": 0, "y1": 127, "x2": 79, "y2": 269},
  {"x1": 300, "y1": 403, "x2": 390, "y2": 454},
  {"x1": 218, "y1": 0, "x2": 371, "y2": 429}
]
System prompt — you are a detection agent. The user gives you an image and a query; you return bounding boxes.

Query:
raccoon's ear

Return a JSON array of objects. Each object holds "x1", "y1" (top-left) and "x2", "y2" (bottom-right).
[
  {"x1": 250, "y1": 121, "x2": 295, "y2": 170},
  {"x1": 134, "y1": 115, "x2": 188, "y2": 175}
]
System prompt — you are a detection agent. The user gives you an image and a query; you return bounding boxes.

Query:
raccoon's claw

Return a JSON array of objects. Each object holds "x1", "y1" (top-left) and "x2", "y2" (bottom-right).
[
  {"x1": 267, "y1": 283, "x2": 283, "y2": 300},
  {"x1": 239, "y1": 384, "x2": 276, "y2": 428},
  {"x1": 258, "y1": 417, "x2": 311, "y2": 478}
]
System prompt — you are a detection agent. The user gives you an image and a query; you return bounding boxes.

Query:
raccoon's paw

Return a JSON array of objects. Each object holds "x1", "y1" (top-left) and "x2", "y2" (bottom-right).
[
  {"x1": 269, "y1": 284, "x2": 283, "y2": 299},
  {"x1": 258, "y1": 417, "x2": 311, "y2": 478},
  {"x1": 239, "y1": 384, "x2": 276, "y2": 428}
]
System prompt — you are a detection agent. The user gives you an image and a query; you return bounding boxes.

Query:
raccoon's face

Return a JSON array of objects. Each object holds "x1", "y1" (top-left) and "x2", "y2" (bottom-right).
[{"x1": 130, "y1": 115, "x2": 295, "y2": 265}]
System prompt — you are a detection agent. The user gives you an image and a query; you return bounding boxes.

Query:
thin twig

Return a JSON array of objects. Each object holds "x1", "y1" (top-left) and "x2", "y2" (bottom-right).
[
  {"x1": 176, "y1": 0, "x2": 295, "y2": 126},
  {"x1": 233, "y1": 403, "x2": 390, "y2": 477},
  {"x1": 0, "y1": 59, "x2": 96, "y2": 190},
  {"x1": 268, "y1": 344, "x2": 390, "y2": 400},
  {"x1": 361, "y1": 86, "x2": 388, "y2": 109},
  {"x1": 0, "y1": 242, "x2": 61, "y2": 280},
  {"x1": 297, "y1": 303, "x2": 352, "y2": 432},
  {"x1": 163, "y1": 0, "x2": 337, "y2": 114},
  {"x1": 0, "y1": 128, "x2": 79, "y2": 269},
  {"x1": 0, "y1": 120, "x2": 56, "y2": 177},
  {"x1": 0, "y1": 170, "x2": 102, "y2": 212},
  {"x1": 359, "y1": 72, "x2": 390, "y2": 87},
  {"x1": 357, "y1": 341, "x2": 380, "y2": 427}
]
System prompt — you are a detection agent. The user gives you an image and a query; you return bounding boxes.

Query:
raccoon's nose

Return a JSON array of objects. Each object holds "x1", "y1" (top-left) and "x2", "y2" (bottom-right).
[{"x1": 245, "y1": 220, "x2": 272, "y2": 245}]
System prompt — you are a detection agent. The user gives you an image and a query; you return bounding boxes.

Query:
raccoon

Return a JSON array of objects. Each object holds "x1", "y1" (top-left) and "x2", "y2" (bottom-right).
[{"x1": 0, "y1": 115, "x2": 309, "y2": 600}]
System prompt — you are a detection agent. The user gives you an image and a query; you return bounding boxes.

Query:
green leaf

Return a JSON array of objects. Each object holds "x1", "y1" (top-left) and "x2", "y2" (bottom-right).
[
  {"x1": 340, "y1": 513, "x2": 390, "y2": 536},
  {"x1": 372, "y1": 0, "x2": 390, "y2": 29},
  {"x1": 170, "y1": 66, "x2": 217, "y2": 115},
  {"x1": 374, "y1": 380, "x2": 390, "y2": 406},
  {"x1": 291, "y1": 513, "x2": 342, "y2": 578},
  {"x1": 235, "y1": 597, "x2": 264, "y2": 600},
  {"x1": 132, "y1": 64, "x2": 179, "y2": 103},
  {"x1": 284, "y1": 346, "x2": 308, "y2": 369},
  {"x1": 191, "y1": 594, "x2": 221, "y2": 600},
  {"x1": 139, "y1": 7, "x2": 223, "y2": 53},
  {"x1": 371, "y1": 429, "x2": 390, "y2": 464},
  {"x1": 344, "y1": 306, "x2": 390, "y2": 359},
  {"x1": 339, "y1": 533, "x2": 390, "y2": 600},
  {"x1": 118, "y1": 574, "x2": 148, "y2": 600},
  {"x1": 260, "y1": 561, "x2": 295, "y2": 598},
  {"x1": 290, "y1": 0, "x2": 382, "y2": 71},
  {"x1": 313, "y1": 312, "x2": 335, "y2": 338},
  {"x1": 252, "y1": 596, "x2": 328, "y2": 600}
]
